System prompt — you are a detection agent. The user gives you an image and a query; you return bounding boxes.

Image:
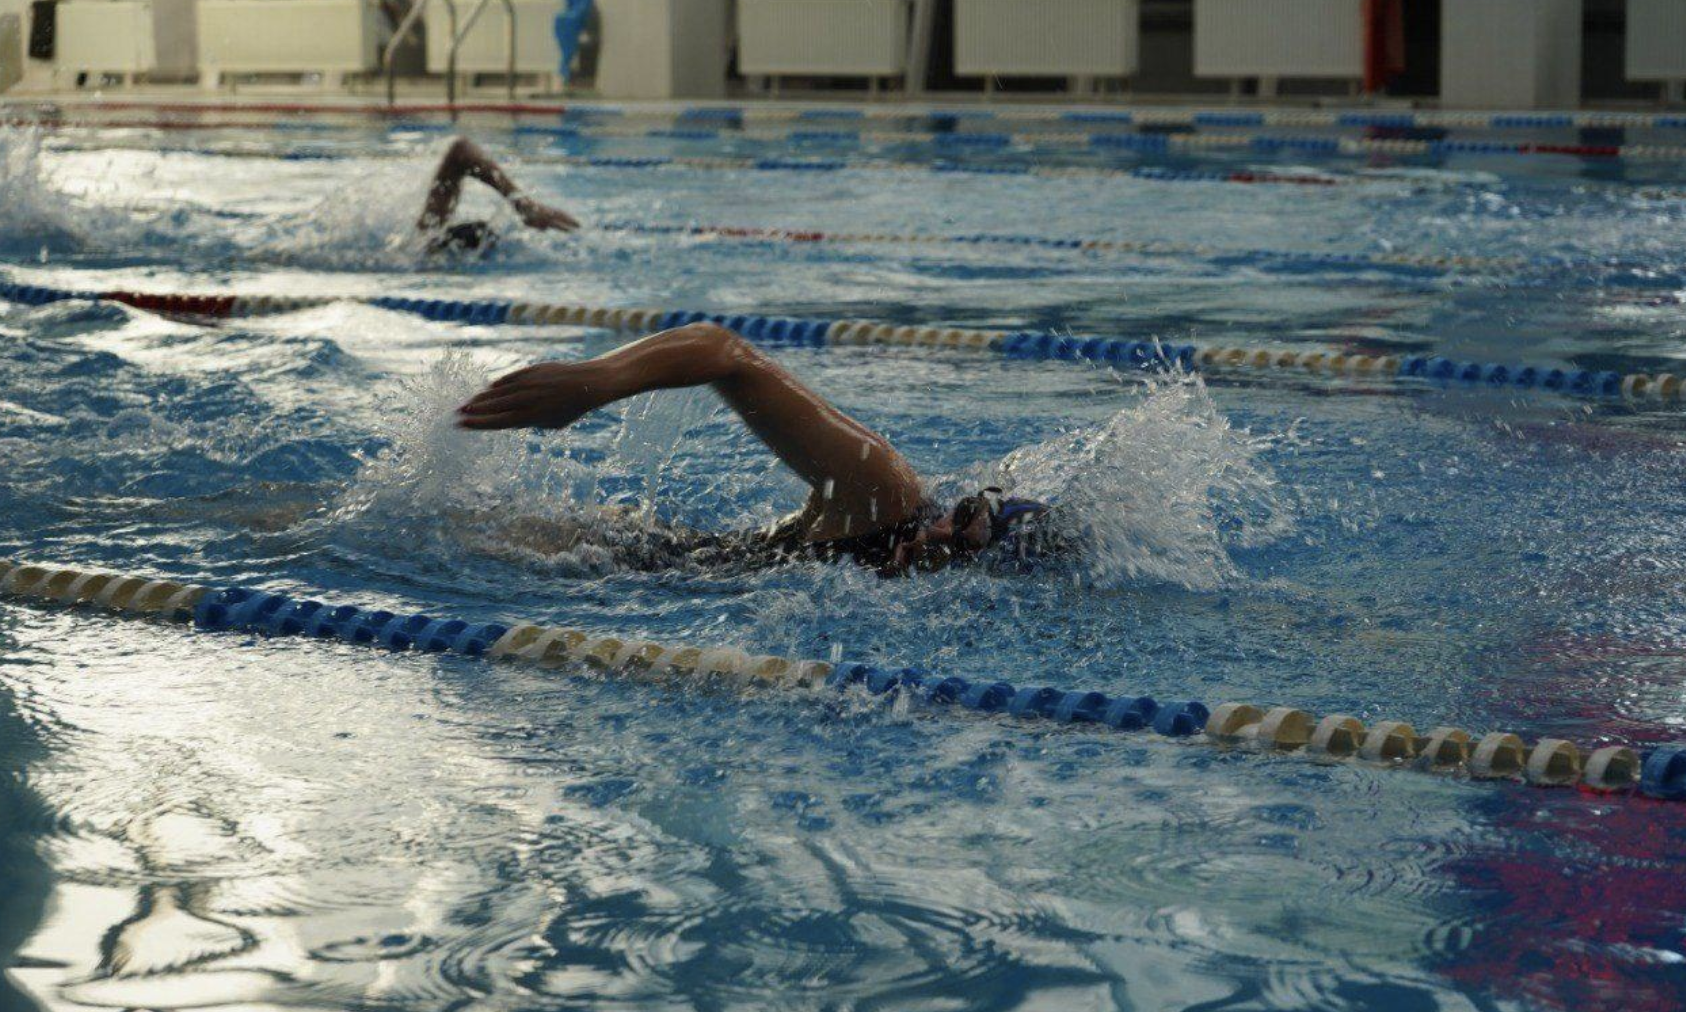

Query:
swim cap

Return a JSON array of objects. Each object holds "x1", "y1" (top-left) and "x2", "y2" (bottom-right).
[{"x1": 990, "y1": 495, "x2": 1052, "y2": 544}]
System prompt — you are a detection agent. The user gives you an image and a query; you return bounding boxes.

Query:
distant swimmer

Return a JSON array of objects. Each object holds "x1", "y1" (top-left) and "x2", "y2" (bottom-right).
[
  {"x1": 456, "y1": 322, "x2": 1053, "y2": 576},
  {"x1": 418, "y1": 136, "x2": 579, "y2": 255}
]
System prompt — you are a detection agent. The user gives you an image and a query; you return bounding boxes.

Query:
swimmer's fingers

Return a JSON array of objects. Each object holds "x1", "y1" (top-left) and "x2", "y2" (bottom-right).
[
  {"x1": 455, "y1": 411, "x2": 527, "y2": 430},
  {"x1": 458, "y1": 388, "x2": 539, "y2": 416},
  {"x1": 459, "y1": 360, "x2": 599, "y2": 430},
  {"x1": 488, "y1": 365, "x2": 537, "y2": 388}
]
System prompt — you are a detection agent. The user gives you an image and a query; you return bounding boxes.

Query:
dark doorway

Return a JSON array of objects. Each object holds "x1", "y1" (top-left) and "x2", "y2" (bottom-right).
[{"x1": 1390, "y1": 0, "x2": 1440, "y2": 97}]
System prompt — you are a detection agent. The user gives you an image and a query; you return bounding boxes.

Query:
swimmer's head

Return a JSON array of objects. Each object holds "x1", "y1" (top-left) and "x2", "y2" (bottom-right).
[
  {"x1": 425, "y1": 221, "x2": 499, "y2": 257},
  {"x1": 953, "y1": 487, "x2": 1054, "y2": 556},
  {"x1": 892, "y1": 487, "x2": 1055, "y2": 573}
]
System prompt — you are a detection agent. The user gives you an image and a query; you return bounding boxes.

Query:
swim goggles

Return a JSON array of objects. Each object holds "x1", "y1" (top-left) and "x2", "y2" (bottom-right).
[{"x1": 951, "y1": 487, "x2": 1051, "y2": 553}]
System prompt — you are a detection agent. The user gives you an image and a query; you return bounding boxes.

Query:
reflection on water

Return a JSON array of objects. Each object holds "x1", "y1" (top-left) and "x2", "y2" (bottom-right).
[
  {"x1": 8, "y1": 604, "x2": 1686, "y2": 1011},
  {"x1": 0, "y1": 658, "x2": 51, "y2": 1012},
  {"x1": 0, "y1": 614, "x2": 1482, "y2": 1011}
]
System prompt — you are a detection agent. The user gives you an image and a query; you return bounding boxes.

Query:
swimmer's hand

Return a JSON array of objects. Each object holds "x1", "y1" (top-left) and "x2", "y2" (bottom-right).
[
  {"x1": 512, "y1": 195, "x2": 579, "y2": 232},
  {"x1": 457, "y1": 361, "x2": 607, "y2": 430}
]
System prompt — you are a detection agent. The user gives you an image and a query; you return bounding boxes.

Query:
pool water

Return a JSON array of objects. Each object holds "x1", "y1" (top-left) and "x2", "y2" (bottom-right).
[{"x1": 3, "y1": 110, "x2": 1686, "y2": 1012}]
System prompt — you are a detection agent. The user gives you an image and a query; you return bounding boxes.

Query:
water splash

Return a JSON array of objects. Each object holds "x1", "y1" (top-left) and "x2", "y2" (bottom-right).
[
  {"x1": 0, "y1": 127, "x2": 138, "y2": 254},
  {"x1": 242, "y1": 160, "x2": 442, "y2": 271},
  {"x1": 0, "y1": 129, "x2": 568, "y2": 271},
  {"x1": 331, "y1": 357, "x2": 1286, "y2": 589},
  {"x1": 241, "y1": 146, "x2": 573, "y2": 271},
  {"x1": 989, "y1": 374, "x2": 1291, "y2": 591},
  {"x1": 329, "y1": 351, "x2": 716, "y2": 577},
  {"x1": 609, "y1": 384, "x2": 720, "y2": 518}
]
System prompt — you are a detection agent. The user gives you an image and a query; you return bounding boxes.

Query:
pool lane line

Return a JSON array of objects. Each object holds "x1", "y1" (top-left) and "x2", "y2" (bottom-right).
[
  {"x1": 38, "y1": 132, "x2": 1686, "y2": 204},
  {"x1": 1605, "y1": 290, "x2": 1686, "y2": 308},
  {"x1": 2, "y1": 280, "x2": 1678, "y2": 406},
  {"x1": 3, "y1": 559, "x2": 1682, "y2": 803},
  {"x1": 35, "y1": 98, "x2": 1686, "y2": 132},
  {"x1": 595, "y1": 221, "x2": 1529, "y2": 274},
  {"x1": 505, "y1": 122, "x2": 1686, "y2": 163},
  {"x1": 30, "y1": 132, "x2": 1354, "y2": 189},
  {"x1": 19, "y1": 113, "x2": 1686, "y2": 163}
]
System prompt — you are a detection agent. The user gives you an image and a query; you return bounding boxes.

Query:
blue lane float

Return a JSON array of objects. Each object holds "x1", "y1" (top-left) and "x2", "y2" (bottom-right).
[
  {"x1": 195, "y1": 587, "x2": 511, "y2": 655},
  {"x1": 825, "y1": 662, "x2": 1192, "y2": 735},
  {"x1": 36, "y1": 110, "x2": 1686, "y2": 164},
  {"x1": 1641, "y1": 747, "x2": 1686, "y2": 801},
  {"x1": 4, "y1": 278, "x2": 1682, "y2": 405}
]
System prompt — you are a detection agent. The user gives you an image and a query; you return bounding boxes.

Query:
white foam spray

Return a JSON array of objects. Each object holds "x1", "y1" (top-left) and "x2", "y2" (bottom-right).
[
  {"x1": 987, "y1": 373, "x2": 1291, "y2": 591},
  {"x1": 0, "y1": 127, "x2": 139, "y2": 253},
  {"x1": 242, "y1": 160, "x2": 445, "y2": 270},
  {"x1": 329, "y1": 351, "x2": 721, "y2": 577}
]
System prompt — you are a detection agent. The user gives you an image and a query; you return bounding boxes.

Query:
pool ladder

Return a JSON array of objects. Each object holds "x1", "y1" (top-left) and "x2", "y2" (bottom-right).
[{"x1": 383, "y1": 0, "x2": 517, "y2": 114}]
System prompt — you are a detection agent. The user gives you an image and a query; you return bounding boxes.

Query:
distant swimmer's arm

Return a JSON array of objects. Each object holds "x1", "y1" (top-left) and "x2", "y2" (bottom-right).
[
  {"x1": 418, "y1": 136, "x2": 579, "y2": 233},
  {"x1": 456, "y1": 324, "x2": 925, "y2": 536}
]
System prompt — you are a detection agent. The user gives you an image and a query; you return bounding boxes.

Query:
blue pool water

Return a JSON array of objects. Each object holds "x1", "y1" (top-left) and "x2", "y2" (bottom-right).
[{"x1": 3, "y1": 110, "x2": 1686, "y2": 1011}]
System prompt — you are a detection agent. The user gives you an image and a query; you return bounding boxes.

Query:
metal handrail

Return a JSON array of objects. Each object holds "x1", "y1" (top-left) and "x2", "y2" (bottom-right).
[
  {"x1": 445, "y1": 0, "x2": 517, "y2": 111},
  {"x1": 384, "y1": 0, "x2": 456, "y2": 106}
]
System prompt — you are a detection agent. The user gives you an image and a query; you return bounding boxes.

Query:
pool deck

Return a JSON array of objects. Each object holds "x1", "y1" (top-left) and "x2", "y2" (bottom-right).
[{"x1": 2, "y1": 83, "x2": 1678, "y2": 121}]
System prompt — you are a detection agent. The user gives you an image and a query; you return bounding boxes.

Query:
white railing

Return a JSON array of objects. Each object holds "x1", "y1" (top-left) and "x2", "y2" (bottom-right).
[
  {"x1": 198, "y1": 0, "x2": 383, "y2": 89},
  {"x1": 737, "y1": 0, "x2": 911, "y2": 78},
  {"x1": 954, "y1": 0, "x2": 1138, "y2": 80},
  {"x1": 1193, "y1": 0, "x2": 1361, "y2": 83}
]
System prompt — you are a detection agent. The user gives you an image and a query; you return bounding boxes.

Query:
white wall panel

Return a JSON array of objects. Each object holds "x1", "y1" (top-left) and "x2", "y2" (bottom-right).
[
  {"x1": 955, "y1": 0, "x2": 1138, "y2": 77},
  {"x1": 57, "y1": 1, "x2": 158, "y2": 73},
  {"x1": 596, "y1": 0, "x2": 728, "y2": 98},
  {"x1": 56, "y1": 0, "x2": 195, "y2": 77},
  {"x1": 425, "y1": 0, "x2": 560, "y2": 74},
  {"x1": 199, "y1": 0, "x2": 381, "y2": 74},
  {"x1": 1627, "y1": 0, "x2": 1686, "y2": 81},
  {"x1": 1441, "y1": 0, "x2": 1581, "y2": 110},
  {"x1": 0, "y1": 13, "x2": 21, "y2": 90},
  {"x1": 1193, "y1": 0, "x2": 1361, "y2": 79},
  {"x1": 738, "y1": 0, "x2": 910, "y2": 76}
]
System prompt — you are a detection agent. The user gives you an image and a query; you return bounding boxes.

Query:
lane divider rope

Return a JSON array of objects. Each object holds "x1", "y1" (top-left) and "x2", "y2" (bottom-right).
[
  {"x1": 596, "y1": 220, "x2": 1530, "y2": 274},
  {"x1": 3, "y1": 558, "x2": 1682, "y2": 803},
  {"x1": 503, "y1": 122, "x2": 1686, "y2": 163},
  {"x1": 21, "y1": 113, "x2": 1686, "y2": 163},
  {"x1": 29, "y1": 135, "x2": 1368, "y2": 190},
  {"x1": 40, "y1": 98, "x2": 1686, "y2": 132},
  {"x1": 3, "y1": 279, "x2": 1679, "y2": 404},
  {"x1": 37, "y1": 134, "x2": 1686, "y2": 204}
]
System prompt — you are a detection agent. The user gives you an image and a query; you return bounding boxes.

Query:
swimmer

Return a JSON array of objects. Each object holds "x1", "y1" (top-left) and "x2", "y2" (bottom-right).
[
  {"x1": 457, "y1": 323, "x2": 1051, "y2": 576},
  {"x1": 418, "y1": 137, "x2": 579, "y2": 254}
]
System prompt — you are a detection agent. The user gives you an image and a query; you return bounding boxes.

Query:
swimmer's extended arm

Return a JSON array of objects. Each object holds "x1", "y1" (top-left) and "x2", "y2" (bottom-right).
[
  {"x1": 457, "y1": 324, "x2": 925, "y2": 538},
  {"x1": 418, "y1": 136, "x2": 579, "y2": 233}
]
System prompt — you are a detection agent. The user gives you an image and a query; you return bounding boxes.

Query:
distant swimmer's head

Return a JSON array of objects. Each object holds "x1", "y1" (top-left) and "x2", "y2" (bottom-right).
[
  {"x1": 892, "y1": 487, "x2": 1057, "y2": 574},
  {"x1": 425, "y1": 221, "x2": 500, "y2": 257}
]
